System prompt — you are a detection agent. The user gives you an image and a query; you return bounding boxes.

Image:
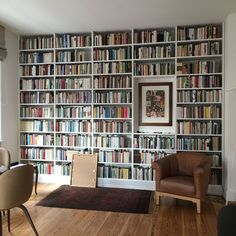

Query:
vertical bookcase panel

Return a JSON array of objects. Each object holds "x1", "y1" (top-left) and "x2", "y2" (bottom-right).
[
  {"x1": 19, "y1": 34, "x2": 55, "y2": 175},
  {"x1": 93, "y1": 30, "x2": 133, "y2": 180},
  {"x1": 176, "y1": 23, "x2": 223, "y2": 188},
  {"x1": 54, "y1": 32, "x2": 93, "y2": 175}
]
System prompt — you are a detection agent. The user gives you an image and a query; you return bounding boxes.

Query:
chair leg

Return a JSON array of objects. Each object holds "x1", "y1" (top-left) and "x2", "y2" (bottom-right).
[
  {"x1": 18, "y1": 205, "x2": 39, "y2": 236},
  {"x1": 34, "y1": 165, "x2": 38, "y2": 195},
  {"x1": 156, "y1": 192, "x2": 160, "y2": 205},
  {"x1": 0, "y1": 211, "x2": 2, "y2": 236},
  {"x1": 7, "y1": 210, "x2": 10, "y2": 232},
  {"x1": 196, "y1": 199, "x2": 201, "y2": 214}
]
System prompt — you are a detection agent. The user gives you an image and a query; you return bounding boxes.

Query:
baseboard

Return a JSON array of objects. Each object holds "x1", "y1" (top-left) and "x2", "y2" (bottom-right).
[
  {"x1": 208, "y1": 185, "x2": 224, "y2": 196},
  {"x1": 97, "y1": 178, "x2": 156, "y2": 190},
  {"x1": 226, "y1": 190, "x2": 236, "y2": 202},
  {"x1": 37, "y1": 174, "x2": 156, "y2": 190}
]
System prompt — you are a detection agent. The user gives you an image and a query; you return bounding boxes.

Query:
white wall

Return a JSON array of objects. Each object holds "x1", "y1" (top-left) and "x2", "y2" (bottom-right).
[
  {"x1": 1, "y1": 29, "x2": 18, "y2": 162},
  {"x1": 225, "y1": 13, "x2": 236, "y2": 201}
]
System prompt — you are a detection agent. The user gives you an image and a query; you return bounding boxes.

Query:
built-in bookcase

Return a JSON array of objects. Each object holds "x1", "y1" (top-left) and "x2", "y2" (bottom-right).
[
  {"x1": 54, "y1": 32, "x2": 93, "y2": 177},
  {"x1": 92, "y1": 30, "x2": 133, "y2": 182},
  {"x1": 18, "y1": 23, "x2": 224, "y2": 193},
  {"x1": 176, "y1": 24, "x2": 223, "y2": 190}
]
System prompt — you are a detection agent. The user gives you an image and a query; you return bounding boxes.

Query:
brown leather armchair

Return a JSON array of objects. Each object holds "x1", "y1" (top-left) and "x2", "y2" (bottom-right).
[{"x1": 152, "y1": 152, "x2": 211, "y2": 213}]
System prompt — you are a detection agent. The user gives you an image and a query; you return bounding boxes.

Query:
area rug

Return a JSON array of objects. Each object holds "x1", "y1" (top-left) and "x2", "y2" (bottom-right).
[{"x1": 36, "y1": 185, "x2": 153, "y2": 214}]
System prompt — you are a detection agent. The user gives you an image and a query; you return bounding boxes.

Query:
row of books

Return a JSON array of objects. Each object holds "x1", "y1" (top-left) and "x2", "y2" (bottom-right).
[
  {"x1": 177, "y1": 105, "x2": 221, "y2": 119},
  {"x1": 20, "y1": 120, "x2": 54, "y2": 132},
  {"x1": 94, "y1": 32, "x2": 131, "y2": 46},
  {"x1": 93, "y1": 106, "x2": 131, "y2": 118},
  {"x1": 134, "y1": 151, "x2": 160, "y2": 165},
  {"x1": 20, "y1": 78, "x2": 54, "y2": 90},
  {"x1": 93, "y1": 75, "x2": 131, "y2": 89},
  {"x1": 56, "y1": 50, "x2": 90, "y2": 62},
  {"x1": 20, "y1": 134, "x2": 54, "y2": 146},
  {"x1": 20, "y1": 92, "x2": 54, "y2": 104},
  {"x1": 93, "y1": 62, "x2": 132, "y2": 74},
  {"x1": 133, "y1": 166, "x2": 155, "y2": 181},
  {"x1": 212, "y1": 154, "x2": 221, "y2": 167},
  {"x1": 97, "y1": 165, "x2": 131, "y2": 179},
  {"x1": 210, "y1": 169, "x2": 222, "y2": 185},
  {"x1": 133, "y1": 136, "x2": 175, "y2": 149},
  {"x1": 177, "y1": 121, "x2": 222, "y2": 135},
  {"x1": 55, "y1": 77, "x2": 91, "y2": 89},
  {"x1": 177, "y1": 137, "x2": 221, "y2": 151},
  {"x1": 20, "y1": 107, "x2": 53, "y2": 118},
  {"x1": 177, "y1": 89, "x2": 222, "y2": 103},
  {"x1": 56, "y1": 149, "x2": 91, "y2": 161},
  {"x1": 176, "y1": 75, "x2": 222, "y2": 88},
  {"x1": 93, "y1": 120, "x2": 132, "y2": 133},
  {"x1": 31, "y1": 162, "x2": 71, "y2": 176},
  {"x1": 56, "y1": 120, "x2": 92, "y2": 132},
  {"x1": 134, "y1": 45, "x2": 175, "y2": 59},
  {"x1": 56, "y1": 134, "x2": 91, "y2": 147},
  {"x1": 177, "y1": 41, "x2": 221, "y2": 57},
  {"x1": 55, "y1": 91, "x2": 92, "y2": 104},
  {"x1": 98, "y1": 150, "x2": 131, "y2": 163},
  {"x1": 19, "y1": 36, "x2": 54, "y2": 50},
  {"x1": 134, "y1": 30, "x2": 174, "y2": 44},
  {"x1": 177, "y1": 25, "x2": 221, "y2": 41},
  {"x1": 93, "y1": 135, "x2": 132, "y2": 148},
  {"x1": 19, "y1": 52, "x2": 54, "y2": 64},
  {"x1": 177, "y1": 60, "x2": 222, "y2": 74},
  {"x1": 21, "y1": 147, "x2": 54, "y2": 160},
  {"x1": 20, "y1": 65, "x2": 54, "y2": 76},
  {"x1": 56, "y1": 64, "x2": 91, "y2": 75},
  {"x1": 55, "y1": 34, "x2": 91, "y2": 48},
  {"x1": 93, "y1": 47, "x2": 132, "y2": 61},
  {"x1": 134, "y1": 62, "x2": 175, "y2": 76},
  {"x1": 56, "y1": 106, "x2": 92, "y2": 118},
  {"x1": 134, "y1": 150, "x2": 169, "y2": 162},
  {"x1": 94, "y1": 91, "x2": 132, "y2": 104}
]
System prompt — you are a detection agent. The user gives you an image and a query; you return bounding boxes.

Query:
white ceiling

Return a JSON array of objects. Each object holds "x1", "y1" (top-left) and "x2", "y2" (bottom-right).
[{"x1": 0, "y1": 0, "x2": 236, "y2": 35}]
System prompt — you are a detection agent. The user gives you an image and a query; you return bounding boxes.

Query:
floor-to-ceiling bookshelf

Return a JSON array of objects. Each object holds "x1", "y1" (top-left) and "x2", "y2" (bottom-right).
[
  {"x1": 18, "y1": 23, "x2": 223, "y2": 193},
  {"x1": 176, "y1": 24, "x2": 223, "y2": 194}
]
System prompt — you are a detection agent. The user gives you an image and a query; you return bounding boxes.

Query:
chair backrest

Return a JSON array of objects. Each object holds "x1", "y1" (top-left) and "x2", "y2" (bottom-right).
[
  {"x1": 177, "y1": 152, "x2": 211, "y2": 176},
  {"x1": 0, "y1": 147, "x2": 11, "y2": 170},
  {"x1": 0, "y1": 164, "x2": 34, "y2": 210}
]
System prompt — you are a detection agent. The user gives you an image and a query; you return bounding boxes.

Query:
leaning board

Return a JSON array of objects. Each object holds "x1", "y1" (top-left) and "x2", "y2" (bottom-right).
[{"x1": 70, "y1": 154, "x2": 98, "y2": 188}]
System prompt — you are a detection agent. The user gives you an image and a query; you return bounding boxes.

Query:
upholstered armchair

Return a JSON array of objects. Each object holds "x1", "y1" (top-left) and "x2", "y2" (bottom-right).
[
  {"x1": 0, "y1": 164, "x2": 38, "y2": 235},
  {"x1": 152, "y1": 152, "x2": 211, "y2": 213}
]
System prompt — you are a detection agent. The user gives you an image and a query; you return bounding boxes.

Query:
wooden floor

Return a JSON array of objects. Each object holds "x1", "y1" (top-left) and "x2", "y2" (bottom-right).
[{"x1": 1, "y1": 183, "x2": 224, "y2": 236}]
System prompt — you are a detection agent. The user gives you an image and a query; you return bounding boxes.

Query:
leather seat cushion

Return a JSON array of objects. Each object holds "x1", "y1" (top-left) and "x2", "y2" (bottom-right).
[{"x1": 160, "y1": 176, "x2": 195, "y2": 197}]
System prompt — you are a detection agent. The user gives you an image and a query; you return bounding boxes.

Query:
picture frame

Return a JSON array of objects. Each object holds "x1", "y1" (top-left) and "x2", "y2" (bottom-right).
[{"x1": 139, "y1": 82, "x2": 173, "y2": 126}]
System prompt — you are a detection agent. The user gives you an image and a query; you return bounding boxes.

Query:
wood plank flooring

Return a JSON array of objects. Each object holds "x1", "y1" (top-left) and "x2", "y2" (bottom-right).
[{"x1": 1, "y1": 183, "x2": 224, "y2": 236}]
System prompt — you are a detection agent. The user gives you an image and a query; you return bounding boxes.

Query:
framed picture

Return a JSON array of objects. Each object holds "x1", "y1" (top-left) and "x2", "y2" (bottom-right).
[{"x1": 139, "y1": 82, "x2": 173, "y2": 126}]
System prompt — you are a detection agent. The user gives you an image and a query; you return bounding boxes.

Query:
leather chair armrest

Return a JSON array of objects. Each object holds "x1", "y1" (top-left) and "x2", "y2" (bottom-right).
[{"x1": 194, "y1": 164, "x2": 211, "y2": 198}]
